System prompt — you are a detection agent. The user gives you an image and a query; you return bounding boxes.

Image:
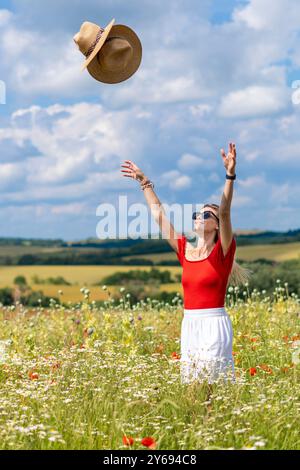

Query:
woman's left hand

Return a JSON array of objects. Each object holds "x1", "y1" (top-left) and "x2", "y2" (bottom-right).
[{"x1": 220, "y1": 142, "x2": 236, "y2": 175}]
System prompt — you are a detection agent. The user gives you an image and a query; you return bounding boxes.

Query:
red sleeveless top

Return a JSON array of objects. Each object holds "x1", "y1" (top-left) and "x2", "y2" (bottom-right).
[{"x1": 176, "y1": 235, "x2": 236, "y2": 309}]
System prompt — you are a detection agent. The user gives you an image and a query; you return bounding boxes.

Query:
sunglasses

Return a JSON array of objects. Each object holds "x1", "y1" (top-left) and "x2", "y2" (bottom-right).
[{"x1": 192, "y1": 210, "x2": 219, "y2": 223}]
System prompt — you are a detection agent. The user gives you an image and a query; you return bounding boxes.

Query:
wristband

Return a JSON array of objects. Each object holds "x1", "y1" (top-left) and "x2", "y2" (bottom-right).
[
  {"x1": 226, "y1": 173, "x2": 236, "y2": 180},
  {"x1": 141, "y1": 181, "x2": 154, "y2": 191}
]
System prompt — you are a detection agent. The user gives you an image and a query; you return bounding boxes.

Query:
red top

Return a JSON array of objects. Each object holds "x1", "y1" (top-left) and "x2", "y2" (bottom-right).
[{"x1": 176, "y1": 234, "x2": 236, "y2": 309}]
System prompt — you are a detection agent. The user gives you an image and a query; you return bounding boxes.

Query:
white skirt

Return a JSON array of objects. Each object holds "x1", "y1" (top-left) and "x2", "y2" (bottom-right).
[{"x1": 180, "y1": 307, "x2": 236, "y2": 385}]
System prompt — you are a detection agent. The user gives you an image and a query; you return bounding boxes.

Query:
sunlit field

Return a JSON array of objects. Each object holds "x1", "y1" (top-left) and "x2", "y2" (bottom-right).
[
  {"x1": 0, "y1": 282, "x2": 299, "y2": 450},
  {"x1": 0, "y1": 265, "x2": 181, "y2": 302}
]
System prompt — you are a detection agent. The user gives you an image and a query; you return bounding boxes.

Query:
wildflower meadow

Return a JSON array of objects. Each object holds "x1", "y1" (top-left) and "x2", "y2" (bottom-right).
[{"x1": 0, "y1": 281, "x2": 299, "y2": 450}]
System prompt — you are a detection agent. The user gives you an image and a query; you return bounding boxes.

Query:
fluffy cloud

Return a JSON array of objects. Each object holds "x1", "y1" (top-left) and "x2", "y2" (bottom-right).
[
  {"x1": 0, "y1": 0, "x2": 298, "y2": 107},
  {"x1": 0, "y1": 101, "x2": 151, "y2": 196},
  {"x1": 160, "y1": 170, "x2": 191, "y2": 191},
  {"x1": 218, "y1": 86, "x2": 290, "y2": 118},
  {"x1": 178, "y1": 153, "x2": 205, "y2": 170},
  {"x1": 0, "y1": 1, "x2": 300, "y2": 236}
]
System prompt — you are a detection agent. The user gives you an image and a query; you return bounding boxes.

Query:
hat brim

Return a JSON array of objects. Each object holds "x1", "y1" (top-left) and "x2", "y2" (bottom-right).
[
  {"x1": 86, "y1": 24, "x2": 142, "y2": 84},
  {"x1": 81, "y1": 18, "x2": 116, "y2": 71}
]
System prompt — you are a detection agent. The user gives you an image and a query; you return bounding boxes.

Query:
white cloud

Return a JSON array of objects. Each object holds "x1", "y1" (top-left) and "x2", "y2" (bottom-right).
[
  {"x1": 178, "y1": 153, "x2": 205, "y2": 170},
  {"x1": 232, "y1": 0, "x2": 300, "y2": 32},
  {"x1": 160, "y1": 170, "x2": 191, "y2": 190},
  {"x1": 237, "y1": 174, "x2": 266, "y2": 188},
  {"x1": 51, "y1": 202, "x2": 87, "y2": 215},
  {"x1": 1, "y1": 1, "x2": 300, "y2": 235},
  {"x1": 0, "y1": 9, "x2": 12, "y2": 26},
  {"x1": 0, "y1": 162, "x2": 24, "y2": 191},
  {"x1": 218, "y1": 86, "x2": 289, "y2": 118},
  {"x1": 0, "y1": 101, "x2": 149, "y2": 199}
]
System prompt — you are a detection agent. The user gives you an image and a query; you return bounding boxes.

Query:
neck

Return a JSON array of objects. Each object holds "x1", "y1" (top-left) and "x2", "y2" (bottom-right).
[{"x1": 194, "y1": 231, "x2": 216, "y2": 249}]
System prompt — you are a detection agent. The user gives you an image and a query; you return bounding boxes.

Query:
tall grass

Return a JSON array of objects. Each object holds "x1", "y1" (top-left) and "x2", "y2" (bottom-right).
[{"x1": 0, "y1": 282, "x2": 299, "y2": 450}]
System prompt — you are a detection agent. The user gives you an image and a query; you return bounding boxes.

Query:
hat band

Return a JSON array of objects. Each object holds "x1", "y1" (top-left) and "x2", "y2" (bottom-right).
[{"x1": 85, "y1": 27, "x2": 106, "y2": 58}]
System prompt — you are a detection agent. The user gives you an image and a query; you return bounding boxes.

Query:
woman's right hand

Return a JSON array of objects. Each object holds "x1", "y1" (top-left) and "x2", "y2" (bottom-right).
[{"x1": 120, "y1": 160, "x2": 146, "y2": 183}]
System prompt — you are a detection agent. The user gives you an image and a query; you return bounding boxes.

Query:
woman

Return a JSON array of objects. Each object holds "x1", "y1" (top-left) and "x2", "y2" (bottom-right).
[{"x1": 120, "y1": 142, "x2": 251, "y2": 388}]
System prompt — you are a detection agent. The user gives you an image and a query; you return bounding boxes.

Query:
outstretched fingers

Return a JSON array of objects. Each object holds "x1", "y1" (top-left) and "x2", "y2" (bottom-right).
[
  {"x1": 220, "y1": 148, "x2": 227, "y2": 161},
  {"x1": 123, "y1": 160, "x2": 138, "y2": 170}
]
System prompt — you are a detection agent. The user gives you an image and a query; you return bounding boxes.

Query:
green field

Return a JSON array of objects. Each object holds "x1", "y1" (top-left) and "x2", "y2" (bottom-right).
[
  {"x1": 122, "y1": 242, "x2": 300, "y2": 263},
  {"x1": 1, "y1": 241, "x2": 300, "y2": 264},
  {"x1": 1, "y1": 241, "x2": 300, "y2": 302}
]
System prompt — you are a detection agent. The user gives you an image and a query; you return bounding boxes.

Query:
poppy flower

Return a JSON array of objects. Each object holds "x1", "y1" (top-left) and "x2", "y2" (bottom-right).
[
  {"x1": 232, "y1": 351, "x2": 238, "y2": 356},
  {"x1": 141, "y1": 437, "x2": 156, "y2": 449},
  {"x1": 249, "y1": 367, "x2": 257, "y2": 376},
  {"x1": 122, "y1": 435, "x2": 134, "y2": 446},
  {"x1": 28, "y1": 371, "x2": 39, "y2": 380},
  {"x1": 250, "y1": 337, "x2": 259, "y2": 342},
  {"x1": 171, "y1": 352, "x2": 180, "y2": 360}
]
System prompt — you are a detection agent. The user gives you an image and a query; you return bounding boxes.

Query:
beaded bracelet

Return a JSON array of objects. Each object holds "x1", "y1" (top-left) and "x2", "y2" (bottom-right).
[{"x1": 141, "y1": 181, "x2": 154, "y2": 191}]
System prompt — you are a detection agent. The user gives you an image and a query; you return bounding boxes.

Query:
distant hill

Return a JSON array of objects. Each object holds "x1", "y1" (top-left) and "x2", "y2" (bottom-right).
[
  {"x1": 233, "y1": 229, "x2": 266, "y2": 235},
  {"x1": 0, "y1": 228, "x2": 299, "y2": 265}
]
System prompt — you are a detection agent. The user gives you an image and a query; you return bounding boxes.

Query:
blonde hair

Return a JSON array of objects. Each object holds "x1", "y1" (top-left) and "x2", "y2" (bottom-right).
[{"x1": 204, "y1": 203, "x2": 253, "y2": 288}]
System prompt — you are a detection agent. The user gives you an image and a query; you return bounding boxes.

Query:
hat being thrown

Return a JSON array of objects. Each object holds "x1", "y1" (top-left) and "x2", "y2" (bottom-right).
[{"x1": 73, "y1": 18, "x2": 142, "y2": 84}]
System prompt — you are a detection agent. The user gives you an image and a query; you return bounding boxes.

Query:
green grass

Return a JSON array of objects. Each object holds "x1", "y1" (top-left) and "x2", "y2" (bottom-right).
[{"x1": 0, "y1": 285, "x2": 299, "y2": 450}]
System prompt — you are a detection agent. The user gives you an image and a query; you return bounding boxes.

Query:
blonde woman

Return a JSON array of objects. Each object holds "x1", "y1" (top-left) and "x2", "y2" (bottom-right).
[{"x1": 120, "y1": 142, "x2": 251, "y2": 388}]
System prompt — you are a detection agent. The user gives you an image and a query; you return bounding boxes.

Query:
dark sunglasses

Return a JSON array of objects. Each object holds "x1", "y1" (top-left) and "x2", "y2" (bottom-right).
[{"x1": 192, "y1": 210, "x2": 219, "y2": 223}]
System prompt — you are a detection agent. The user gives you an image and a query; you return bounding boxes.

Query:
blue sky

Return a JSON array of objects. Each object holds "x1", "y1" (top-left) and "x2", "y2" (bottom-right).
[{"x1": 0, "y1": 0, "x2": 300, "y2": 240}]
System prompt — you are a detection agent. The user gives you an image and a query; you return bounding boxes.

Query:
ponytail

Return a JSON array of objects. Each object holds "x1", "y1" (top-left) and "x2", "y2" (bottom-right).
[{"x1": 227, "y1": 257, "x2": 253, "y2": 288}]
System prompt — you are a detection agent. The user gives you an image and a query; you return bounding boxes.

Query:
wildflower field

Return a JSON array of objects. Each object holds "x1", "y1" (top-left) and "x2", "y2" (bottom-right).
[{"x1": 0, "y1": 282, "x2": 299, "y2": 450}]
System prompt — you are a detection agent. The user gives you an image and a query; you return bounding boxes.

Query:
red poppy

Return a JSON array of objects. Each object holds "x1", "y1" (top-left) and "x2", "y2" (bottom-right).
[
  {"x1": 282, "y1": 335, "x2": 289, "y2": 343},
  {"x1": 249, "y1": 367, "x2": 257, "y2": 376},
  {"x1": 232, "y1": 351, "x2": 238, "y2": 356},
  {"x1": 122, "y1": 435, "x2": 134, "y2": 446},
  {"x1": 28, "y1": 371, "x2": 39, "y2": 380},
  {"x1": 250, "y1": 337, "x2": 259, "y2": 342},
  {"x1": 171, "y1": 352, "x2": 180, "y2": 360},
  {"x1": 141, "y1": 437, "x2": 156, "y2": 449}
]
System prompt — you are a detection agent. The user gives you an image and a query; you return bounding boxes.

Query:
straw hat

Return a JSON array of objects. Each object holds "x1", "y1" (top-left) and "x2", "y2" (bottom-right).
[{"x1": 73, "y1": 18, "x2": 142, "y2": 84}]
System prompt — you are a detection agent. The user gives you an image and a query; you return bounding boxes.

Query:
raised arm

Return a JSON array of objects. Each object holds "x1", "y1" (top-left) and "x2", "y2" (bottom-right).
[
  {"x1": 120, "y1": 160, "x2": 180, "y2": 252},
  {"x1": 218, "y1": 142, "x2": 236, "y2": 257}
]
